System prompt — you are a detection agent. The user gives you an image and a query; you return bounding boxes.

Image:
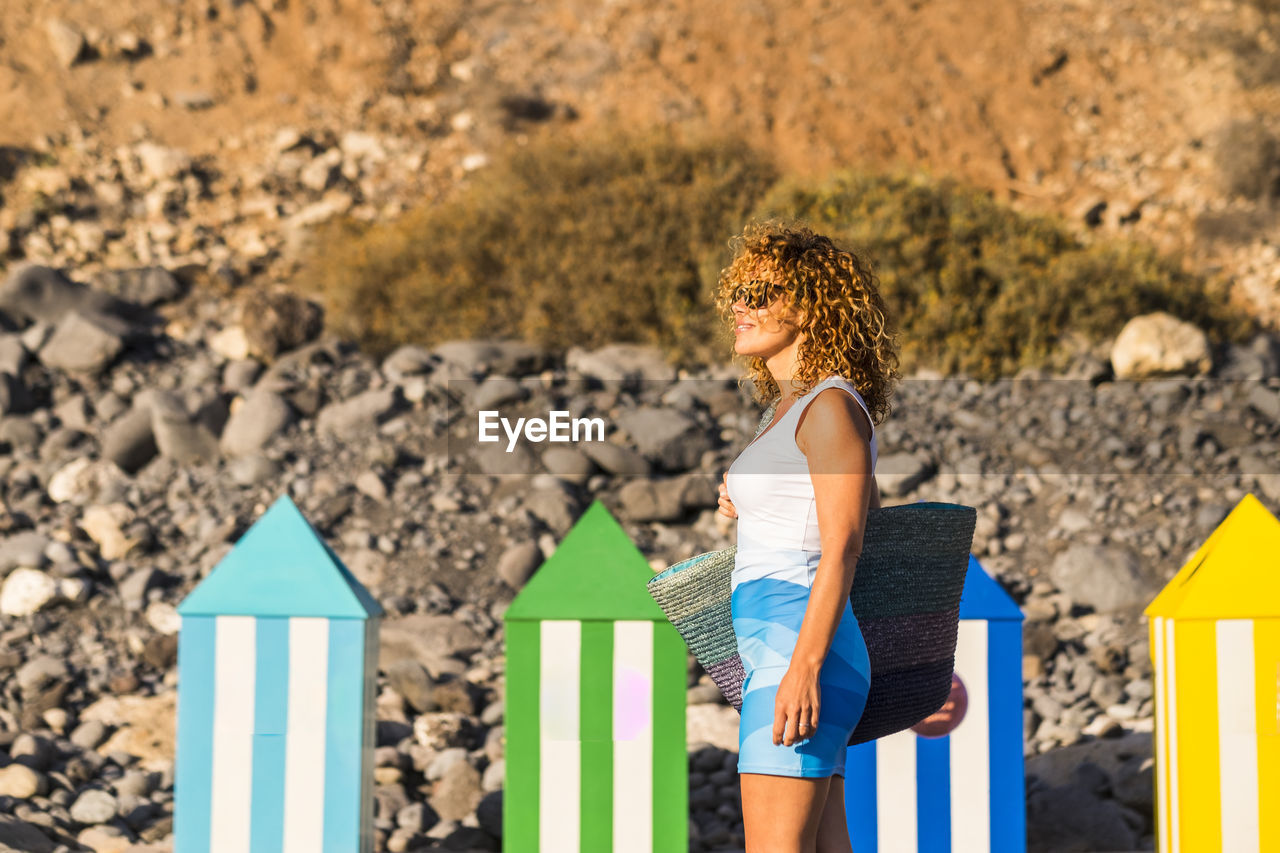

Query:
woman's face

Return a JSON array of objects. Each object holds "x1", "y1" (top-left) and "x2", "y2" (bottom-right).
[{"x1": 731, "y1": 278, "x2": 803, "y2": 359}]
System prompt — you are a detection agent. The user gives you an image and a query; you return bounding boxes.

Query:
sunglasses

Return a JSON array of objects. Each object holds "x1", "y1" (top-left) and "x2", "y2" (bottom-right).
[{"x1": 730, "y1": 279, "x2": 785, "y2": 309}]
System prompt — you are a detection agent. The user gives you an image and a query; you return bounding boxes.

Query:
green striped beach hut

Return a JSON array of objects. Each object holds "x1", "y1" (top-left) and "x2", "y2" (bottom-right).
[{"x1": 502, "y1": 499, "x2": 688, "y2": 852}]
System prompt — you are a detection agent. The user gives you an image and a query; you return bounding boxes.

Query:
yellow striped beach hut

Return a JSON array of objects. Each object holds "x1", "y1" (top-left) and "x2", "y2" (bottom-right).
[{"x1": 1144, "y1": 492, "x2": 1280, "y2": 853}]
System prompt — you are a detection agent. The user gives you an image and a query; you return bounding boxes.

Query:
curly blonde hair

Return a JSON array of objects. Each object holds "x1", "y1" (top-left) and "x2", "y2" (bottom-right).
[{"x1": 714, "y1": 218, "x2": 901, "y2": 425}]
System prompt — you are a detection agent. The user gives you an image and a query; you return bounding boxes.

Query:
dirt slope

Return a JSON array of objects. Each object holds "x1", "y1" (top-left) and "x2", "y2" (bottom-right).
[{"x1": 1, "y1": 0, "x2": 1277, "y2": 321}]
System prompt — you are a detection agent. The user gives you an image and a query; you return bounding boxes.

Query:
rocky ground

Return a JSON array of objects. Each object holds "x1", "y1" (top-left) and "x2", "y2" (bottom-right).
[
  {"x1": 1, "y1": 2, "x2": 1279, "y2": 848},
  {"x1": 0, "y1": 260, "x2": 1277, "y2": 851}
]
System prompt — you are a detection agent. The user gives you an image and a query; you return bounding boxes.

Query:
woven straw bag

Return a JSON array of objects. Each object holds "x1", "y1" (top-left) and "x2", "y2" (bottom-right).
[{"x1": 647, "y1": 397, "x2": 976, "y2": 745}]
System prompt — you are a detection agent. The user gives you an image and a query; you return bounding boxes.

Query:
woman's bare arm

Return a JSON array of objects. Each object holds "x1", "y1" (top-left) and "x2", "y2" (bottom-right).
[{"x1": 789, "y1": 389, "x2": 876, "y2": 673}]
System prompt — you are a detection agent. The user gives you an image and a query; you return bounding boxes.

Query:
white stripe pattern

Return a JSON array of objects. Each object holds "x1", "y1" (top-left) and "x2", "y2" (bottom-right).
[
  {"x1": 210, "y1": 615, "x2": 256, "y2": 852},
  {"x1": 876, "y1": 729, "x2": 917, "y2": 852},
  {"x1": 540, "y1": 620, "x2": 581, "y2": 853},
  {"x1": 613, "y1": 620, "x2": 654, "y2": 853},
  {"x1": 284, "y1": 617, "x2": 330, "y2": 853},
  {"x1": 950, "y1": 620, "x2": 990, "y2": 851},
  {"x1": 1216, "y1": 619, "x2": 1260, "y2": 852},
  {"x1": 1153, "y1": 616, "x2": 1170, "y2": 853},
  {"x1": 1165, "y1": 617, "x2": 1180, "y2": 853}
]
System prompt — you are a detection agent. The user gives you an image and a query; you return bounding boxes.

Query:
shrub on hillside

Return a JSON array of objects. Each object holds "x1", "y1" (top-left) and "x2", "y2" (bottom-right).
[
  {"x1": 296, "y1": 124, "x2": 779, "y2": 368},
  {"x1": 295, "y1": 133, "x2": 1255, "y2": 381},
  {"x1": 750, "y1": 166, "x2": 1256, "y2": 377}
]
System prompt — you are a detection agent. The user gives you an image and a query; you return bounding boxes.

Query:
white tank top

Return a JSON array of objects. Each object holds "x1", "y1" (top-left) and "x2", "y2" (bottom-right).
[{"x1": 725, "y1": 376, "x2": 877, "y2": 590}]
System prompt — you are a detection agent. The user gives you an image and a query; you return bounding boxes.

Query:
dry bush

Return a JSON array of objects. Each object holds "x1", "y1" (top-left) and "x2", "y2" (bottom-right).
[
  {"x1": 751, "y1": 166, "x2": 1257, "y2": 378},
  {"x1": 295, "y1": 123, "x2": 779, "y2": 367}
]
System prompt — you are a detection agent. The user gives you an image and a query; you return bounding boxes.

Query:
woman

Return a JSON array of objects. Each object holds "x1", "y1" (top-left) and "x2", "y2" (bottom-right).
[{"x1": 716, "y1": 221, "x2": 900, "y2": 852}]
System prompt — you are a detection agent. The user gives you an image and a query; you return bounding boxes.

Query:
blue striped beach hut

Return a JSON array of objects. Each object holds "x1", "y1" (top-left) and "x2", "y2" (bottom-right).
[
  {"x1": 174, "y1": 493, "x2": 384, "y2": 853},
  {"x1": 844, "y1": 554, "x2": 1026, "y2": 852}
]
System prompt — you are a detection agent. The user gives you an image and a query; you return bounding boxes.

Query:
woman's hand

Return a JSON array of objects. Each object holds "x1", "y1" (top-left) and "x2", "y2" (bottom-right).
[
  {"x1": 773, "y1": 664, "x2": 821, "y2": 746},
  {"x1": 717, "y1": 472, "x2": 737, "y2": 519}
]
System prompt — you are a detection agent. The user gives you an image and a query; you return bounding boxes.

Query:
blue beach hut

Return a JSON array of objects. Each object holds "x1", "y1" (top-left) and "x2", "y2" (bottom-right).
[
  {"x1": 844, "y1": 554, "x2": 1026, "y2": 852},
  {"x1": 174, "y1": 493, "x2": 384, "y2": 853}
]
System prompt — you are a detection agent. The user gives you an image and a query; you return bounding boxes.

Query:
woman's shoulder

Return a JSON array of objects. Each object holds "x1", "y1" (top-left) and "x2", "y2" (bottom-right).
[
  {"x1": 813, "y1": 375, "x2": 869, "y2": 406},
  {"x1": 800, "y1": 377, "x2": 876, "y2": 442}
]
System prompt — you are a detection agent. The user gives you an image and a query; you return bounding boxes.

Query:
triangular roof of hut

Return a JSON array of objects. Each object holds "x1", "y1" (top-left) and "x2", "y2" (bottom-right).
[
  {"x1": 177, "y1": 493, "x2": 384, "y2": 619},
  {"x1": 960, "y1": 554, "x2": 1024, "y2": 621},
  {"x1": 1145, "y1": 492, "x2": 1280, "y2": 620},
  {"x1": 503, "y1": 499, "x2": 667, "y2": 622}
]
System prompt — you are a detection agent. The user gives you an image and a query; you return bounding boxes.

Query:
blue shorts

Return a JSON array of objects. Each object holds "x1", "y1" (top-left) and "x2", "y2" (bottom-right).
[{"x1": 730, "y1": 572, "x2": 871, "y2": 778}]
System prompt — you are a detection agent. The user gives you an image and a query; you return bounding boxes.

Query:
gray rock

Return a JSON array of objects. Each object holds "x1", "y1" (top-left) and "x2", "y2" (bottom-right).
[
  {"x1": 0, "y1": 335, "x2": 28, "y2": 375},
  {"x1": 38, "y1": 310, "x2": 125, "y2": 373},
  {"x1": 1027, "y1": 781, "x2": 1140, "y2": 852},
  {"x1": 239, "y1": 289, "x2": 324, "y2": 360},
  {"x1": 69, "y1": 787, "x2": 118, "y2": 824},
  {"x1": 316, "y1": 387, "x2": 399, "y2": 437},
  {"x1": 118, "y1": 567, "x2": 159, "y2": 611},
  {"x1": 874, "y1": 450, "x2": 934, "y2": 496},
  {"x1": 0, "y1": 764, "x2": 43, "y2": 798},
  {"x1": 580, "y1": 439, "x2": 651, "y2": 476},
  {"x1": 0, "y1": 373, "x2": 30, "y2": 416},
  {"x1": 413, "y1": 713, "x2": 483, "y2": 751},
  {"x1": 424, "y1": 748, "x2": 469, "y2": 782},
  {"x1": 474, "y1": 440, "x2": 538, "y2": 476},
  {"x1": 220, "y1": 389, "x2": 295, "y2": 456},
  {"x1": 616, "y1": 477, "x2": 687, "y2": 522},
  {"x1": 0, "y1": 531, "x2": 51, "y2": 573},
  {"x1": 1048, "y1": 543, "x2": 1155, "y2": 613},
  {"x1": 1247, "y1": 384, "x2": 1280, "y2": 421},
  {"x1": 395, "y1": 800, "x2": 429, "y2": 834},
  {"x1": 1215, "y1": 332, "x2": 1280, "y2": 380},
  {"x1": 433, "y1": 339, "x2": 552, "y2": 378},
  {"x1": 222, "y1": 359, "x2": 263, "y2": 392},
  {"x1": 144, "y1": 390, "x2": 219, "y2": 464},
  {"x1": 1089, "y1": 675, "x2": 1125, "y2": 709},
  {"x1": 471, "y1": 377, "x2": 528, "y2": 411},
  {"x1": 0, "y1": 263, "x2": 127, "y2": 326},
  {"x1": 227, "y1": 453, "x2": 280, "y2": 485},
  {"x1": 0, "y1": 815, "x2": 56, "y2": 852},
  {"x1": 380, "y1": 614, "x2": 483, "y2": 677},
  {"x1": 521, "y1": 487, "x2": 577, "y2": 535},
  {"x1": 566, "y1": 343, "x2": 677, "y2": 385},
  {"x1": 385, "y1": 659, "x2": 435, "y2": 713},
  {"x1": 481, "y1": 759, "x2": 503, "y2": 793},
  {"x1": 100, "y1": 404, "x2": 158, "y2": 473},
  {"x1": 495, "y1": 542, "x2": 541, "y2": 590},
  {"x1": 69, "y1": 719, "x2": 108, "y2": 751},
  {"x1": 612, "y1": 406, "x2": 711, "y2": 471},
  {"x1": 428, "y1": 759, "x2": 482, "y2": 823},
  {"x1": 382, "y1": 344, "x2": 438, "y2": 382},
  {"x1": 677, "y1": 472, "x2": 719, "y2": 511},
  {"x1": 540, "y1": 447, "x2": 596, "y2": 483},
  {"x1": 16, "y1": 655, "x2": 69, "y2": 693},
  {"x1": 0, "y1": 415, "x2": 41, "y2": 452},
  {"x1": 1110, "y1": 754, "x2": 1155, "y2": 817},
  {"x1": 91, "y1": 267, "x2": 183, "y2": 307}
]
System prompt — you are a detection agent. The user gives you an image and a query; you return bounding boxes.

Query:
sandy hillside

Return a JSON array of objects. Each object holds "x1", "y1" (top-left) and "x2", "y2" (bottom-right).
[{"x1": 1, "y1": 0, "x2": 1277, "y2": 322}]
